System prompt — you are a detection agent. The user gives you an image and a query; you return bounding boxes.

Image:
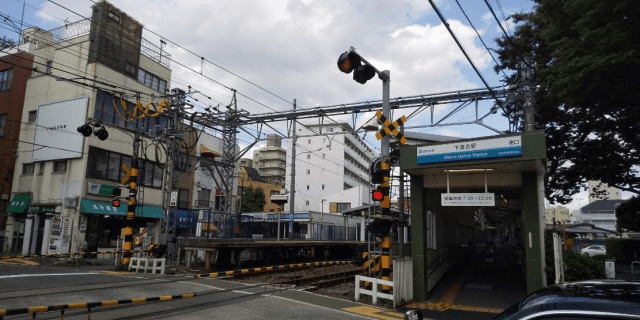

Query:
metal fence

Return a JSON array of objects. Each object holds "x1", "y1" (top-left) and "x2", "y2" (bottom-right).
[
  {"x1": 47, "y1": 18, "x2": 91, "y2": 44},
  {"x1": 141, "y1": 38, "x2": 171, "y2": 69}
]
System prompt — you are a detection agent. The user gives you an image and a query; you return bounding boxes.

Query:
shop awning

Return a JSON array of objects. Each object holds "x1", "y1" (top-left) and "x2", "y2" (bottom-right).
[
  {"x1": 7, "y1": 194, "x2": 30, "y2": 213},
  {"x1": 80, "y1": 199, "x2": 163, "y2": 219}
]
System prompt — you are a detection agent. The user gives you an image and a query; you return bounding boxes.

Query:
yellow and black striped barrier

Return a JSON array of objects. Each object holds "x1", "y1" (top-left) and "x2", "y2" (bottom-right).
[
  {"x1": 0, "y1": 250, "x2": 152, "y2": 261},
  {"x1": 194, "y1": 260, "x2": 353, "y2": 279},
  {"x1": 0, "y1": 293, "x2": 196, "y2": 317}
]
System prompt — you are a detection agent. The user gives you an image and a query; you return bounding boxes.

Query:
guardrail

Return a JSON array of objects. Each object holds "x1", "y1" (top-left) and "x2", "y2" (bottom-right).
[{"x1": 354, "y1": 258, "x2": 413, "y2": 309}]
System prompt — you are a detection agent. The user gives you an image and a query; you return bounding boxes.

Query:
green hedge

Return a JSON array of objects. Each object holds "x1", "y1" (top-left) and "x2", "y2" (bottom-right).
[
  {"x1": 605, "y1": 238, "x2": 640, "y2": 263},
  {"x1": 545, "y1": 230, "x2": 605, "y2": 283}
]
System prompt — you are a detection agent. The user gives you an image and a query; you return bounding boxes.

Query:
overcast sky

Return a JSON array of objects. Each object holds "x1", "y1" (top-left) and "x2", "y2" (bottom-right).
[{"x1": 15, "y1": 1, "x2": 622, "y2": 209}]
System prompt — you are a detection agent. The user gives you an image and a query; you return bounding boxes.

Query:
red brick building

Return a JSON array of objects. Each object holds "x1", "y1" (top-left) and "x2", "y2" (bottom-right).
[{"x1": 0, "y1": 51, "x2": 34, "y2": 243}]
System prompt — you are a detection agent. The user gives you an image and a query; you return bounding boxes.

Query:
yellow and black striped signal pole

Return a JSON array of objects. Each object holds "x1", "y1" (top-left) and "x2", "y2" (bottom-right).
[{"x1": 122, "y1": 131, "x2": 141, "y2": 266}]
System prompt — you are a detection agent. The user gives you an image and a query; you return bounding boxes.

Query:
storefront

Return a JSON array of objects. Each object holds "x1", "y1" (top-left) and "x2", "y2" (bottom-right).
[
  {"x1": 6, "y1": 194, "x2": 30, "y2": 254},
  {"x1": 79, "y1": 199, "x2": 162, "y2": 251}
]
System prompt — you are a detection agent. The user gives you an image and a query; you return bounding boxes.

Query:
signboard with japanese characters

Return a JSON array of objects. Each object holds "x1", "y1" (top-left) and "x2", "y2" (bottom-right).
[
  {"x1": 441, "y1": 193, "x2": 495, "y2": 206},
  {"x1": 417, "y1": 136, "x2": 522, "y2": 165}
]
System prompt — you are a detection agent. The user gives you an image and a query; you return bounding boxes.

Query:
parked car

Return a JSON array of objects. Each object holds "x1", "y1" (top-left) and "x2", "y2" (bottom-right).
[
  {"x1": 405, "y1": 280, "x2": 640, "y2": 320},
  {"x1": 491, "y1": 280, "x2": 640, "y2": 319},
  {"x1": 581, "y1": 245, "x2": 606, "y2": 257}
]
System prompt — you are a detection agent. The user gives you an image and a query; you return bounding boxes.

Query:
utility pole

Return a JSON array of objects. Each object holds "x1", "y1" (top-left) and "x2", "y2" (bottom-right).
[
  {"x1": 288, "y1": 99, "x2": 296, "y2": 240},
  {"x1": 520, "y1": 58, "x2": 536, "y2": 132}
]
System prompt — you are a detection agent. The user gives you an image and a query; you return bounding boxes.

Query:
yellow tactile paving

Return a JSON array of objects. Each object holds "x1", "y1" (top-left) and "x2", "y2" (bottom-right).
[
  {"x1": 404, "y1": 276, "x2": 503, "y2": 314},
  {"x1": 342, "y1": 306, "x2": 407, "y2": 320},
  {"x1": 449, "y1": 305, "x2": 503, "y2": 314},
  {"x1": 100, "y1": 271, "x2": 132, "y2": 275}
]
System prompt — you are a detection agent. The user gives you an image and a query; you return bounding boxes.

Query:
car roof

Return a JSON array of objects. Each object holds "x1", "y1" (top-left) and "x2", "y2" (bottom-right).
[{"x1": 515, "y1": 281, "x2": 640, "y2": 315}]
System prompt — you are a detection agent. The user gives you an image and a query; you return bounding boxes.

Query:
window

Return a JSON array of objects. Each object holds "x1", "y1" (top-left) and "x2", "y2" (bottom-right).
[
  {"x1": 28, "y1": 111, "x2": 37, "y2": 123},
  {"x1": 308, "y1": 139, "x2": 311, "y2": 144},
  {"x1": 94, "y1": 90, "x2": 169, "y2": 135},
  {"x1": 322, "y1": 184, "x2": 325, "y2": 190},
  {"x1": 23, "y1": 163, "x2": 35, "y2": 175},
  {"x1": 197, "y1": 188, "x2": 211, "y2": 207},
  {"x1": 336, "y1": 203, "x2": 350, "y2": 212},
  {"x1": 37, "y1": 162, "x2": 45, "y2": 175},
  {"x1": 45, "y1": 61, "x2": 53, "y2": 74},
  {"x1": 178, "y1": 188, "x2": 189, "y2": 209},
  {"x1": 307, "y1": 154, "x2": 310, "y2": 159},
  {"x1": 329, "y1": 128, "x2": 334, "y2": 132},
  {"x1": 86, "y1": 147, "x2": 162, "y2": 188},
  {"x1": 125, "y1": 62, "x2": 136, "y2": 76},
  {"x1": 0, "y1": 68, "x2": 13, "y2": 91},
  {"x1": 306, "y1": 169, "x2": 310, "y2": 174},
  {"x1": 306, "y1": 185, "x2": 310, "y2": 190},
  {"x1": 108, "y1": 11, "x2": 120, "y2": 22},
  {"x1": 136, "y1": 68, "x2": 167, "y2": 92},
  {"x1": 53, "y1": 160, "x2": 67, "y2": 173},
  {"x1": 0, "y1": 113, "x2": 6, "y2": 136},
  {"x1": 305, "y1": 201, "x2": 309, "y2": 206}
]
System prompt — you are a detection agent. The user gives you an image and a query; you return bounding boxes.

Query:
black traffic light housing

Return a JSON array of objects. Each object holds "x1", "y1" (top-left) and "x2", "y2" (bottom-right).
[
  {"x1": 77, "y1": 124, "x2": 109, "y2": 141},
  {"x1": 370, "y1": 158, "x2": 384, "y2": 184},
  {"x1": 337, "y1": 51, "x2": 376, "y2": 84}
]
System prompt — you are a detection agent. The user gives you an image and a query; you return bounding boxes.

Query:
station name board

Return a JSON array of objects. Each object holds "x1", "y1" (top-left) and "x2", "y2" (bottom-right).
[{"x1": 417, "y1": 136, "x2": 522, "y2": 165}]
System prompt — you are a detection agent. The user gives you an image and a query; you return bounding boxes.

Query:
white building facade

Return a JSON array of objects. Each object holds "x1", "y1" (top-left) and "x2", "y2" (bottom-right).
[
  {"x1": 5, "y1": 1, "x2": 173, "y2": 255},
  {"x1": 285, "y1": 122, "x2": 377, "y2": 213}
]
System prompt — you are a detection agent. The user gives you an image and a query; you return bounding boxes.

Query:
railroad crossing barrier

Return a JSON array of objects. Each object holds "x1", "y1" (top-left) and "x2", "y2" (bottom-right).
[
  {"x1": 128, "y1": 257, "x2": 166, "y2": 274},
  {"x1": 194, "y1": 260, "x2": 352, "y2": 278},
  {"x1": 0, "y1": 293, "x2": 196, "y2": 318}
]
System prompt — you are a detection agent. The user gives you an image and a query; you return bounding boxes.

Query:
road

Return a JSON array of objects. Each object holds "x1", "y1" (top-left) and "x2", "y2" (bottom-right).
[{"x1": 0, "y1": 264, "x2": 377, "y2": 320}]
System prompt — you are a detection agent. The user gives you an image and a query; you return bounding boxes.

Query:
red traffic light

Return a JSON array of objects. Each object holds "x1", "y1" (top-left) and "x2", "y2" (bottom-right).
[
  {"x1": 372, "y1": 190, "x2": 384, "y2": 201},
  {"x1": 112, "y1": 199, "x2": 120, "y2": 207}
]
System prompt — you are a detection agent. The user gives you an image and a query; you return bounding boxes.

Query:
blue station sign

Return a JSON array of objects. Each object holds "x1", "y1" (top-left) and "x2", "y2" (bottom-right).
[{"x1": 417, "y1": 136, "x2": 522, "y2": 164}]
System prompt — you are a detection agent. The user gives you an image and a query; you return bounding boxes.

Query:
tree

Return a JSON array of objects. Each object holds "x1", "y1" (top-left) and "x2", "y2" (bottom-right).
[
  {"x1": 241, "y1": 187, "x2": 265, "y2": 213},
  {"x1": 0, "y1": 36, "x2": 16, "y2": 50},
  {"x1": 493, "y1": 0, "x2": 640, "y2": 204},
  {"x1": 615, "y1": 196, "x2": 640, "y2": 232}
]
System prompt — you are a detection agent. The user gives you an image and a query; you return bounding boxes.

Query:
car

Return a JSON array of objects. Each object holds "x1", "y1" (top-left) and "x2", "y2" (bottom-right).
[
  {"x1": 405, "y1": 280, "x2": 640, "y2": 320},
  {"x1": 581, "y1": 245, "x2": 606, "y2": 257}
]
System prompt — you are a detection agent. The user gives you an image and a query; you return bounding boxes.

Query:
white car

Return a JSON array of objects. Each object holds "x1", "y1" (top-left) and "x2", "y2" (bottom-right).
[{"x1": 580, "y1": 245, "x2": 606, "y2": 257}]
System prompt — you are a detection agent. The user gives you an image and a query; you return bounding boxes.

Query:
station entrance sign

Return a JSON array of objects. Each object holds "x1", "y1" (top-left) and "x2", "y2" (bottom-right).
[
  {"x1": 417, "y1": 136, "x2": 522, "y2": 164},
  {"x1": 441, "y1": 193, "x2": 495, "y2": 206}
]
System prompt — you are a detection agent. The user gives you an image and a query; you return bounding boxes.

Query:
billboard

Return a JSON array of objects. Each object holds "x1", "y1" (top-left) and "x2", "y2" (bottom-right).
[{"x1": 32, "y1": 96, "x2": 88, "y2": 162}]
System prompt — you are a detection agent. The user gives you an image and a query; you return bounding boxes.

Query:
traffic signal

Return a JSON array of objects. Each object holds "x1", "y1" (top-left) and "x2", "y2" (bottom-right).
[
  {"x1": 77, "y1": 124, "x2": 92, "y2": 137},
  {"x1": 372, "y1": 188, "x2": 384, "y2": 202},
  {"x1": 112, "y1": 199, "x2": 121, "y2": 207},
  {"x1": 370, "y1": 157, "x2": 390, "y2": 184},
  {"x1": 337, "y1": 51, "x2": 376, "y2": 84}
]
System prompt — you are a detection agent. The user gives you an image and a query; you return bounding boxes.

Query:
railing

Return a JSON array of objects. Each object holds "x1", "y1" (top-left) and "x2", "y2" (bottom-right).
[
  {"x1": 355, "y1": 259, "x2": 412, "y2": 308},
  {"x1": 47, "y1": 18, "x2": 91, "y2": 44},
  {"x1": 140, "y1": 38, "x2": 171, "y2": 69}
]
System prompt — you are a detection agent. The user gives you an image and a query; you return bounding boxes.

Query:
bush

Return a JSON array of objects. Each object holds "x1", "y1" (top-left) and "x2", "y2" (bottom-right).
[
  {"x1": 605, "y1": 238, "x2": 640, "y2": 263},
  {"x1": 545, "y1": 230, "x2": 605, "y2": 283},
  {"x1": 562, "y1": 251, "x2": 605, "y2": 282}
]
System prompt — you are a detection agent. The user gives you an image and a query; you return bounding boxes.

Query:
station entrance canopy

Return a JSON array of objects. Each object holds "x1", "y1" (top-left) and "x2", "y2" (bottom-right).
[{"x1": 399, "y1": 130, "x2": 547, "y2": 301}]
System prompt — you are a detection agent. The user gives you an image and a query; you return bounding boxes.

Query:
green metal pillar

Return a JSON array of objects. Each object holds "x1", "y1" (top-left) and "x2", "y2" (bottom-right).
[
  {"x1": 521, "y1": 171, "x2": 546, "y2": 293},
  {"x1": 410, "y1": 174, "x2": 428, "y2": 301}
]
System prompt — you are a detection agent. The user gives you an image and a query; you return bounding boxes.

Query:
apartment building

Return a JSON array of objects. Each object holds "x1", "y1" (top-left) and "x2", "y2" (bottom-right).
[
  {"x1": 252, "y1": 134, "x2": 286, "y2": 187},
  {"x1": 588, "y1": 180, "x2": 622, "y2": 203},
  {"x1": 0, "y1": 51, "x2": 34, "y2": 251},
  {"x1": 5, "y1": 1, "x2": 176, "y2": 255},
  {"x1": 286, "y1": 122, "x2": 377, "y2": 212},
  {"x1": 544, "y1": 206, "x2": 570, "y2": 225},
  {"x1": 580, "y1": 200, "x2": 626, "y2": 232}
]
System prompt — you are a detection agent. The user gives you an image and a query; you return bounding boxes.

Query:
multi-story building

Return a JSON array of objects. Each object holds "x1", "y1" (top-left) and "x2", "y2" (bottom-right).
[
  {"x1": 238, "y1": 166, "x2": 283, "y2": 212},
  {"x1": 588, "y1": 180, "x2": 622, "y2": 203},
  {"x1": 239, "y1": 158, "x2": 253, "y2": 168},
  {"x1": 252, "y1": 134, "x2": 286, "y2": 187},
  {"x1": 286, "y1": 122, "x2": 377, "y2": 212},
  {"x1": 0, "y1": 51, "x2": 34, "y2": 252},
  {"x1": 580, "y1": 199, "x2": 626, "y2": 232},
  {"x1": 5, "y1": 1, "x2": 175, "y2": 255},
  {"x1": 544, "y1": 206, "x2": 570, "y2": 225}
]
